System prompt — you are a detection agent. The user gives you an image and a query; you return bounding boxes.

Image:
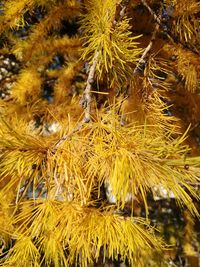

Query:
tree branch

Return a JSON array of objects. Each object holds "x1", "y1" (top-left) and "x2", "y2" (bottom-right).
[
  {"x1": 80, "y1": 1, "x2": 130, "y2": 123},
  {"x1": 140, "y1": 0, "x2": 199, "y2": 55},
  {"x1": 140, "y1": 0, "x2": 174, "y2": 43},
  {"x1": 52, "y1": 122, "x2": 83, "y2": 152},
  {"x1": 80, "y1": 51, "x2": 99, "y2": 123},
  {"x1": 52, "y1": 1, "x2": 130, "y2": 152},
  {"x1": 134, "y1": 22, "x2": 160, "y2": 74}
]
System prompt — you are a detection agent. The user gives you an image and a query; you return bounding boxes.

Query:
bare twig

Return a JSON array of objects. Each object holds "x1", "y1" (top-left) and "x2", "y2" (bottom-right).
[
  {"x1": 141, "y1": 0, "x2": 199, "y2": 55},
  {"x1": 52, "y1": 52, "x2": 100, "y2": 152},
  {"x1": 141, "y1": 0, "x2": 162, "y2": 25},
  {"x1": 119, "y1": 0, "x2": 129, "y2": 20},
  {"x1": 52, "y1": 122, "x2": 83, "y2": 152},
  {"x1": 134, "y1": 1, "x2": 177, "y2": 74},
  {"x1": 80, "y1": 51, "x2": 99, "y2": 123},
  {"x1": 134, "y1": 23, "x2": 160, "y2": 74},
  {"x1": 113, "y1": 0, "x2": 129, "y2": 25},
  {"x1": 140, "y1": 0, "x2": 174, "y2": 42}
]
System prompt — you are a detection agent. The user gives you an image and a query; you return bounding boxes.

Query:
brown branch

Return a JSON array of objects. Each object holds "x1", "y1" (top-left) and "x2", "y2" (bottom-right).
[
  {"x1": 134, "y1": 22, "x2": 160, "y2": 74},
  {"x1": 141, "y1": 0, "x2": 162, "y2": 24},
  {"x1": 52, "y1": 51, "x2": 100, "y2": 152},
  {"x1": 140, "y1": 0, "x2": 174, "y2": 43},
  {"x1": 141, "y1": 0, "x2": 199, "y2": 55},
  {"x1": 134, "y1": 1, "x2": 177, "y2": 74},
  {"x1": 52, "y1": 123, "x2": 83, "y2": 152},
  {"x1": 119, "y1": 0, "x2": 129, "y2": 20},
  {"x1": 113, "y1": 0, "x2": 130, "y2": 25},
  {"x1": 80, "y1": 51, "x2": 99, "y2": 123}
]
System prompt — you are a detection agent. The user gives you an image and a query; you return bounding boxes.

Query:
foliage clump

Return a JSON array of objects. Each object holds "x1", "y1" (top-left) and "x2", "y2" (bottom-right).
[{"x1": 0, "y1": 0, "x2": 200, "y2": 266}]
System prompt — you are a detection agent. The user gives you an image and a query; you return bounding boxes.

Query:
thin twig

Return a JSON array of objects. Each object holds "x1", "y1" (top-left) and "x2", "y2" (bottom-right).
[
  {"x1": 119, "y1": 0, "x2": 129, "y2": 20},
  {"x1": 140, "y1": 0, "x2": 174, "y2": 42},
  {"x1": 52, "y1": 52, "x2": 100, "y2": 152},
  {"x1": 113, "y1": 0, "x2": 129, "y2": 25},
  {"x1": 52, "y1": 122, "x2": 83, "y2": 151},
  {"x1": 134, "y1": 22, "x2": 160, "y2": 74},
  {"x1": 141, "y1": 0, "x2": 162, "y2": 25},
  {"x1": 80, "y1": 51, "x2": 99, "y2": 123},
  {"x1": 141, "y1": 0, "x2": 200, "y2": 55}
]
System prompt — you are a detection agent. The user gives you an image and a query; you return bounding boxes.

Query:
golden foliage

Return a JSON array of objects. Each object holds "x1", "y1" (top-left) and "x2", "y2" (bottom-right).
[
  {"x1": 172, "y1": 0, "x2": 200, "y2": 49},
  {"x1": 12, "y1": 68, "x2": 42, "y2": 104},
  {"x1": 2, "y1": 200, "x2": 163, "y2": 267},
  {"x1": 173, "y1": 0, "x2": 200, "y2": 17},
  {"x1": 0, "y1": 0, "x2": 199, "y2": 266},
  {"x1": 84, "y1": 108, "x2": 199, "y2": 216},
  {"x1": 163, "y1": 44, "x2": 200, "y2": 92},
  {"x1": 0, "y1": 0, "x2": 35, "y2": 32},
  {"x1": 53, "y1": 63, "x2": 82, "y2": 103},
  {"x1": 0, "y1": 104, "x2": 199, "y2": 264},
  {"x1": 81, "y1": 0, "x2": 142, "y2": 84}
]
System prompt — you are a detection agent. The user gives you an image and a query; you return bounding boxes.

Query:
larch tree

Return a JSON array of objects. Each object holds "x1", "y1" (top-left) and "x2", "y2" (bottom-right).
[{"x1": 0, "y1": 0, "x2": 199, "y2": 266}]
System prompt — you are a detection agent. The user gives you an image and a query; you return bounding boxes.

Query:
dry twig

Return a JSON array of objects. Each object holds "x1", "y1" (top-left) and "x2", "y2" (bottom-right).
[
  {"x1": 140, "y1": 0, "x2": 174, "y2": 42},
  {"x1": 80, "y1": 51, "x2": 99, "y2": 123},
  {"x1": 134, "y1": 23, "x2": 160, "y2": 74}
]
